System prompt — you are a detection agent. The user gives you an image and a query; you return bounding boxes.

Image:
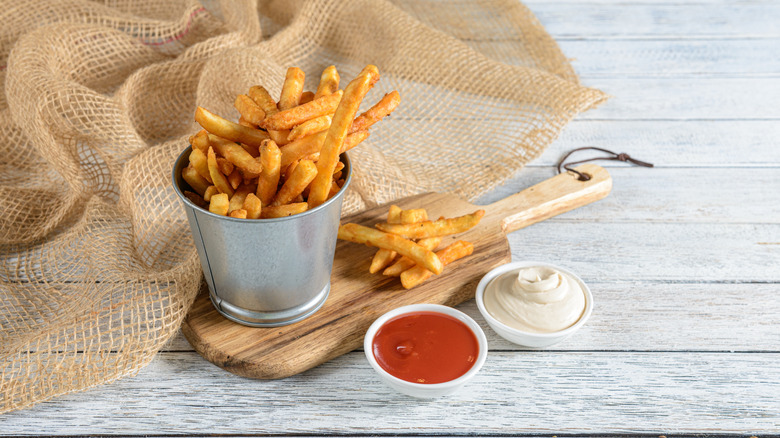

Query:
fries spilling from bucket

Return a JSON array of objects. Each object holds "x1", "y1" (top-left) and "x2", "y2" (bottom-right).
[{"x1": 181, "y1": 65, "x2": 400, "y2": 218}]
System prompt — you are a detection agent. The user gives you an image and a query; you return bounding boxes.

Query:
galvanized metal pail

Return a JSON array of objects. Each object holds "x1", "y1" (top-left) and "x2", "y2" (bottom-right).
[{"x1": 172, "y1": 146, "x2": 351, "y2": 327}]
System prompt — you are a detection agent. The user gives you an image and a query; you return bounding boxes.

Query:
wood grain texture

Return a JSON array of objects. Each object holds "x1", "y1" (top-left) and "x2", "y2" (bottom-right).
[
  {"x1": 1, "y1": 351, "x2": 777, "y2": 434},
  {"x1": 181, "y1": 166, "x2": 611, "y2": 379}
]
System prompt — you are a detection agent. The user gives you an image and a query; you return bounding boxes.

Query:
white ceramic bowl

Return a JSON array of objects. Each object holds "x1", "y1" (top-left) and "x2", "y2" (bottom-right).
[
  {"x1": 475, "y1": 261, "x2": 593, "y2": 348},
  {"x1": 364, "y1": 303, "x2": 488, "y2": 398}
]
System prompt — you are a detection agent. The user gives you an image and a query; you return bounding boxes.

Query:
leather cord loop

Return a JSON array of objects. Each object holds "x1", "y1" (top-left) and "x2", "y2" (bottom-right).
[{"x1": 557, "y1": 147, "x2": 654, "y2": 181}]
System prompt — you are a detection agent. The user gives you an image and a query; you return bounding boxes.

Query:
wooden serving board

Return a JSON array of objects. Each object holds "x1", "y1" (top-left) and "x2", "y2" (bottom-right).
[{"x1": 181, "y1": 164, "x2": 612, "y2": 379}]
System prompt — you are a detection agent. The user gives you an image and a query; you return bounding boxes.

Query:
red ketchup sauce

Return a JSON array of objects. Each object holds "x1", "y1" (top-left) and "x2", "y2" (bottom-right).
[{"x1": 371, "y1": 311, "x2": 479, "y2": 384}]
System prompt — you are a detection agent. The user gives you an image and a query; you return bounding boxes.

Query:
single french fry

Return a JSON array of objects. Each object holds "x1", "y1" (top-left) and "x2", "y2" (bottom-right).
[
  {"x1": 256, "y1": 140, "x2": 281, "y2": 205},
  {"x1": 299, "y1": 91, "x2": 315, "y2": 104},
  {"x1": 332, "y1": 160, "x2": 344, "y2": 175},
  {"x1": 315, "y1": 65, "x2": 340, "y2": 99},
  {"x1": 229, "y1": 209, "x2": 248, "y2": 219},
  {"x1": 182, "y1": 165, "x2": 210, "y2": 196},
  {"x1": 278, "y1": 67, "x2": 305, "y2": 110},
  {"x1": 261, "y1": 202, "x2": 308, "y2": 218},
  {"x1": 283, "y1": 159, "x2": 300, "y2": 181},
  {"x1": 207, "y1": 134, "x2": 263, "y2": 174},
  {"x1": 288, "y1": 114, "x2": 332, "y2": 142},
  {"x1": 400, "y1": 208, "x2": 428, "y2": 224},
  {"x1": 271, "y1": 159, "x2": 317, "y2": 206},
  {"x1": 369, "y1": 206, "x2": 403, "y2": 273},
  {"x1": 228, "y1": 184, "x2": 254, "y2": 213},
  {"x1": 183, "y1": 190, "x2": 208, "y2": 209},
  {"x1": 382, "y1": 237, "x2": 442, "y2": 276},
  {"x1": 238, "y1": 116, "x2": 256, "y2": 128},
  {"x1": 400, "y1": 241, "x2": 474, "y2": 289},
  {"x1": 209, "y1": 193, "x2": 229, "y2": 216},
  {"x1": 207, "y1": 146, "x2": 234, "y2": 197},
  {"x1": 337, "y1": 223, "x2": 442, "y2": 275},
  {"x1": 280, "y1": 129, "x2": 368, "y2": 168},
  {"x1": 189, "y1": 148, "x2": 213, "y2": 183},
  {"x1": 309, "y1": 65, "x2": 379, "y2": 208},
  {"x1": 195, "y1": 106, "x2": 269, "y2": 147},
  {"x1": 376, "y1": 210, "x2": 485, "y2": 239},
  {"x1": 191, "y1": 130, "x2": 210, "y2": 153},
  {"x1": 227, "y1": 167, "x2": 242, "y2": 190},
  {"x1": 370, "y1": 207, "x2": 426, "y2": 273},
  {"x1": 261, "y1": 90, "x2": 343, "y2": 131},
  {"x1": 203, "y1": 185, "x2": 218, "y2": 202},
  {"x1": 349, "y1": 90, "x2": 401, "y2": 134},
  {"x1": 234, "y1": 94, "x2": 266, "y2": 125},
  {"x1": 242, "y1": 193, "x2": 263, "y2": 219}
]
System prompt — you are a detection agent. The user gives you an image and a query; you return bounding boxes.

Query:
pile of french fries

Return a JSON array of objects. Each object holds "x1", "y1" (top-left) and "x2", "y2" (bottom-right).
[
  {"x1": 338, "y1": 206, "x2": 485, "y2": 289},
  {"x1": 181, "y1": 65, "x2": 400, "y2": 218}
]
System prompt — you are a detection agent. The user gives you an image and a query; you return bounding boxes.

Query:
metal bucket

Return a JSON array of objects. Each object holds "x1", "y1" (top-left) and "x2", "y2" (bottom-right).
[{"x1": 172, "y1": 146, "x2": 351, "y2": 327}]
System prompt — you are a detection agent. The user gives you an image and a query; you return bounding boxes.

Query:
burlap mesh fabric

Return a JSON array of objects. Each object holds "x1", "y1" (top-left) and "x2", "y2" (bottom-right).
[{"x1": 0, "y1": 0, "x2": 606, "y2": 412}]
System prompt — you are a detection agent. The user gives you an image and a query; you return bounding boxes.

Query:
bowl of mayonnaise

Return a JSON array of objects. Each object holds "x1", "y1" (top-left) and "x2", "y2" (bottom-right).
[{"x1": 475, "y1": 261, "x2": 592, "y2": 348}]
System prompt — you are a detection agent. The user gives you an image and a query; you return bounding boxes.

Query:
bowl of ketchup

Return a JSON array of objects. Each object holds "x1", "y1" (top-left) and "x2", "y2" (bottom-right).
[{"x1": 364, "y1": 303, "x2": 488, "y2": 398}]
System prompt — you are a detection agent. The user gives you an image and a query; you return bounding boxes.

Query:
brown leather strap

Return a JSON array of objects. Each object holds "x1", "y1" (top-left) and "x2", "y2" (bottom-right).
[{"x1": 557, "y1": 147, "x2": 654, "y2": 181}]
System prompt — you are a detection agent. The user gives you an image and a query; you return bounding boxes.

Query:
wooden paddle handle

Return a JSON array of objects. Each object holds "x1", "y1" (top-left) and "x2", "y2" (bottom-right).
[{"x1": 489, "y1": 163, "x2": 612, "y2": 234}]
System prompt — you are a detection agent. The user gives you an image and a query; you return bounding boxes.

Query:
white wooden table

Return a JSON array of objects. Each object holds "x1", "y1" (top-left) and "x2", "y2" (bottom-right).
[{"x1": 3, "y1": 0, "x2": 779, "y2": 435}]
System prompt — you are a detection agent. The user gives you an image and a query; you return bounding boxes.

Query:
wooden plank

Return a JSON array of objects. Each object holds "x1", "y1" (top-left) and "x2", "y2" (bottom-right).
[
  {"x1": 527, "y1": 2, "x2": 780, "y2": 39},
  {"x1": 2, "y1": 351, "x2": 777, "y2": 434},
  {"x1": 165, "y1": 281, "x2": 780, "y2": 353},
  {"x1": 478, "y1": 167, "x2": 780, "y2": 223}
]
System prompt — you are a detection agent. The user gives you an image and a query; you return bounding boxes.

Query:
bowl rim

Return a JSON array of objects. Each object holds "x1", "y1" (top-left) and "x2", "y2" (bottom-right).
[
  {"x1": 363, "y1": 303, "x2": 488, "y2": 390},
  {"x1": 475, "y1": 261, "x2": 593, "y2": 340}
]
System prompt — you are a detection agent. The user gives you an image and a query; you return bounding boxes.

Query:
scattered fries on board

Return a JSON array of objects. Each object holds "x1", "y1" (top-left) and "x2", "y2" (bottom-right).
[
  {"x1": 181, "y1": 65, "x2": 400, "y2": 218},
  {"x1": 338, "y1": 206, "x2": 484, "y2": 289}
]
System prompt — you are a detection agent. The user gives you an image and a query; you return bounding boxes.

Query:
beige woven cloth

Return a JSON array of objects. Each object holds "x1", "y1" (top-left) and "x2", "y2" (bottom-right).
[{"x1": 0, "y1": 0, "x2": 606, "y2": 413}]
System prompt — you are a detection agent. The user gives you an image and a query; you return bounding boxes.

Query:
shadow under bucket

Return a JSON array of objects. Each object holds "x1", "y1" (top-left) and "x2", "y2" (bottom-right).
[{"x1": 172, "y1": 146, "x2": 352, "y2": 327}]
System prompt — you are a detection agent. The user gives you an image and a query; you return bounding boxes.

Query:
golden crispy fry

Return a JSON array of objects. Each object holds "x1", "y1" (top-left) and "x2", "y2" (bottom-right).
[
  {"x1": 376, "y1": 210, "x2": 485, "y2": 239},
  {"x1": 326, "y1": 179, "x2": 341, "y2": 199},
  {"x1": 333, "y1": 160, "x2": 345, "y2": 174},
  {"x1": 207, "y1": 134, "x2": 263, "y2": 174},
  {"x1": 400, "y1": 241, "x2": 474, "y2": 289},
  {"x1": 261, "y1": 90, "x2": 343, "y2": 131},
  {"x1": 247, "y1": 86, "x2": 278, "y2": 114},
  {"x1": 209, "y1": 193, "x2": 229, "y2": 216},
  {"x1": 195, "y1": 106, "x2": 269, "y2": 147},
  {"x1": 228, "y1": 184, "x2": 254, "y2": 213},
  {"x1": 261, "y1": 202, "x2": 308, "y2": 218},
  {"x1": 227, "y1": 167, "x2": 242, "y2": 190},
  {"x1": 189, "y1": 148, "x2": 213, "y2": 183},
  {"x1": 288, "y1": 114, "x2": 332, "y2": 142},
  {"x1": 216, "y1": 157, "x2": 234, "y2": 176},
  {"x1": 369, "y1": 205, "x2": 403, "y2": 273},
  {"x1": 239, "y1": 144, "x2": 260, "y2": 158},
  {"x1": 278, "y1": 67, "x2": 305, "y2": 110},
  {"x1": 256, "y1": 140, "x2": 281, "y2": 205},
  {"x1": 339, "y1": 129, "x2": 369, "y2": 154},
  {"x1": 191, "y1": 130, "x2": 210, "y2": 153},
  {"x1": 242, "y1": 193, "x2": 263, "y2": 219},
  {"x1": 183, "y1": 190, "x2": 208, "y2": 209},
  {"x1": 203, "y1": 185, "x2": 218, "y2": 202},
  {"x1": 229, "y1": 209, "x2": 247, "y2": 219},
  {"x1": 315, "y1": 65, "x2": 340, "y2": 99},
  {"x1": 234, "y1": 94, "x2": 266, "y2": 125},
  {"x1": 182, "y1": 165, "x2": 210, "y2": 196},
  {"x1": 382, "y1": 237, "x2": 442, "y2": 276},
  {"x1": 280, "y1": 129, "x2": 368, "y2": 168},
  {"x1": 268, "y1": 129, "x2": 290, "y2": 146},
  {"x1": 283, "y1": 159, "x2": 300, "y2": 181},
  {"x1": 238, "y1": 116, "x2": 256, "y2": 128},
  {"x1": 207, "y1": 146, "x2": 234, "y2": 197},
  {"x1": 309, "y1": 65, "x2": 379, "y2": 208},
  {"x1": 271, "y1": 160, "x2": 317, "y2": 206},
  {"x1": 349, "y1": 90, "x2": 401, "y2": 134},
  {"x1": 299, "y1": 91, "x2": 315, "y2": 104},
  {"x1": 400, "y1": 208, "x2": 428, "y2": 224},
  {"x1": 337, "y1": 223, "x2": 442, "y2": 275}
]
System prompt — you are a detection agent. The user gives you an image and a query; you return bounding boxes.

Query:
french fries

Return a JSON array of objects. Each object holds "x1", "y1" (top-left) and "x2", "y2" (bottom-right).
[
  {"x1": 383, "y1": 237, "x2": 442, "y2": 276},
  {"x1": 337, "y1": 223, "x2": 443, "y2": 275},
  {"x1": 375, "y1": 210, "x2": 485, "y2": 239},
  {"x1": 369, "y1": 207, "x2": 428, "y2": 274},
  {"x1": 308, "y1": 65, "x2": 379, "y2": 208},
  {"x1": 182, "y1": 65, "x2": 397, "y2": 219},
  {"x1": 400, "y1": 241, "x2": 474, "y2": 289}
]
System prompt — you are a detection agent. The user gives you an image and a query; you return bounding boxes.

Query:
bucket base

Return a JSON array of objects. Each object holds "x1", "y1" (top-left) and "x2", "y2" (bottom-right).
[{"x1": 209, "y1": 284, "x2": 330, "y2": 327}]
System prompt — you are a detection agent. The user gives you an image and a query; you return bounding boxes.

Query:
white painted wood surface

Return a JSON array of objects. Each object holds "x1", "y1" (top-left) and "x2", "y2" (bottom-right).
[{"x1": 3, "y1": 0, "x2": 779, "y2": 435}]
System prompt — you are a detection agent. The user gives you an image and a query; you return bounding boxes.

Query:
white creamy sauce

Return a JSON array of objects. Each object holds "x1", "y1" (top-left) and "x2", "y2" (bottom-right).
[{"x1": 483, "y1": 266, "x2": 586, "y2": 333}]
